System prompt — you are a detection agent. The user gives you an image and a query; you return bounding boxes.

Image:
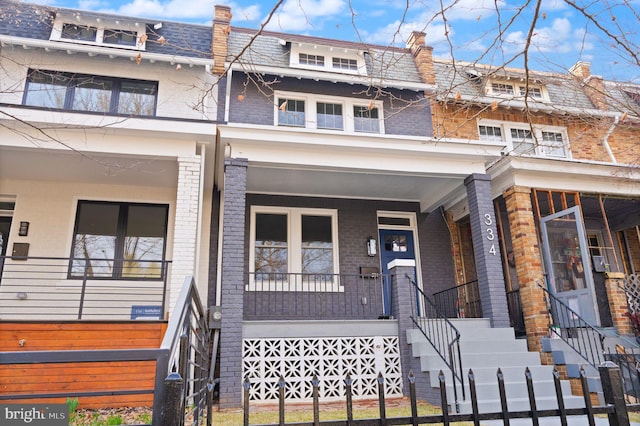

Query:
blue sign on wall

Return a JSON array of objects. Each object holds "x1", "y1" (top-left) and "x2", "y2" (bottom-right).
[{"x1": 131, "y1": 305, "x2": 162, "y2": 320}]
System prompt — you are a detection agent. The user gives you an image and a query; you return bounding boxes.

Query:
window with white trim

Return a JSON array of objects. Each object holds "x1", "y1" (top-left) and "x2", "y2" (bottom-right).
[
  {"x1": 50, "y1": 13, "x2": 146, "y2": 50},
  {"x1": 478, "y1": 120, "x2": 568, "y2": 158},
  {"x1": 333, "y1": 57, "x2": 358, "y2": 71},
  {"x1": 275, "y1": 91, "x2": 383, "y2": 133},
  {"x1": 250, "y1": 207, "x2": 340, "y2": 291},
  {"x1": 299, "y1": 53, "x2": 325, "y2": 67},
  {"x1": 485, "y1": 80, "x2": 548, "y2": 102},
  {"x1": 290, "y1": 43, "x2": 367, "y2": 76}
]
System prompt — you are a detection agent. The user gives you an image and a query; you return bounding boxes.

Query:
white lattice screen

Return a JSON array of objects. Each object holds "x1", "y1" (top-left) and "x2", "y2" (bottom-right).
[
  {"x1": 624, "y1": 274, "x2": 640, "y2": 314},
  {"x1": 242, "y1": 336, "x2": 403, "y2": 402}
]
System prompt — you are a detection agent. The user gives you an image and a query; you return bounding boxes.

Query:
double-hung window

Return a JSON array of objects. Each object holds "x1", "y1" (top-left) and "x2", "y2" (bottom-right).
[
  {"x1": 275, "y1": 91, "x2": 383, "y2": 133},
  {"x1": 250, "y1": 207, "x2": 339, "y2": 291},
  {"x1": 486, "y1": 80, "x2": 549, "y2": 102},
  {"x1": 24, "y1": 70, "x2": 158, "y2": 116},
  {"x1": 70, "y1": 201, "x2": 168, "y2": 279},
  {"x1": 478, "y1": 120, "x2": 568, "y2": 158}
]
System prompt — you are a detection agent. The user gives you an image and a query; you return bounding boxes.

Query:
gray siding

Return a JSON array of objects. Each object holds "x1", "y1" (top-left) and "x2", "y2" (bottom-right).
[{"x1": 228, "y1": 71, "x2": 432, "y2": 137}]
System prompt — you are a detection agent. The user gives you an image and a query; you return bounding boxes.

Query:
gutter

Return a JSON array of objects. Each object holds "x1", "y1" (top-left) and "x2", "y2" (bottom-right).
[{"x1": 602, "y1": 115, "x2": 619, "y2": 163}]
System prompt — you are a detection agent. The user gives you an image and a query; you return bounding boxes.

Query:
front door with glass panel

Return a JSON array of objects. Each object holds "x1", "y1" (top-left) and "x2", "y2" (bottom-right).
[
  {"x1": 379, "y1": 229, "x2": 416, "y2": 316},
  {"x1": 540, "y1": 206, "x2": 598, "y2": 325}
]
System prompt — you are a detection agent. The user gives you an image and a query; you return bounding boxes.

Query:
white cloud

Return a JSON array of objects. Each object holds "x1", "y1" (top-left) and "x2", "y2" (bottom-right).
[
  {"x1": 502, "y1": 17, "x2": 575, "y2": 54},
  {"x1": 264, "y1": 0, "x2": 347, "y2": 32},
  {"x1": 439, "y1": 0, "x2": 505, "y2": 21}
]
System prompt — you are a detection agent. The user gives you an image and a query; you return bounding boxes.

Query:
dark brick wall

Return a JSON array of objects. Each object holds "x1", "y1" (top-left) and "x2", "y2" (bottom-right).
[
  {"x1": 207, "y1": 187, "x2": 221, "y2": 307},
  {"x1": 227, "y1": 71, "x2": 433, "y2": 137}
]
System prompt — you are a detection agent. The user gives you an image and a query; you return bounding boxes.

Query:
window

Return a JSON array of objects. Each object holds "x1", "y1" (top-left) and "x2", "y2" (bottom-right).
[
  {"x1": 62, "y1": 24, "x2": 98, "y2": 41},
  {"x1": 491, "y1": 83, "x2": 514, "y2": 95},
  {"x1": 278, "y1": 98, "x2": 305, "y2": 127},
  {"x1": 275, "y1": 91, "x2": 383, "y2": 133},
  {"x1": 487, "y1": 80, "x2": 548, "y2": 101},
  {"x1": 299, "y1": 53, "x2": 325, "y2": 67},
  {"x1": 478, "y1": 120, "x2": 569, "y2": 158},
  {"x1": 333, "y1": 57, "x2": 358, "y2": 71},
  {"x1": 103, "y1": 29, "x2": 137, "y2": 46},
  {"x1": 70, "y1": 201, "x2": 168, "y2": 279},
  {"x1": 24, "y1": 70, "x2": 158, "y2": 116},
  {"x1": 353, "y1": 105, "x2": 380, "y2": 133},
  {"x1": 519, "y1": 86, "x2": 543, "y2": 100},
  {"x1": 317, "y1": 102, "x2": 343, "y2": 130},
  {"x1": 251, "y1": 207, "x2": 338, "y2": 287},
  {"x1": 51, "y1": 14, "x2": 145, "y2": 50}
]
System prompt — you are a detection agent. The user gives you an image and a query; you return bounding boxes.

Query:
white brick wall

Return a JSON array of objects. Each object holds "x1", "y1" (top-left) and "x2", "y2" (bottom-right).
[{"x1": 168, "y1": 155, "x2": 202, "y2": 311}]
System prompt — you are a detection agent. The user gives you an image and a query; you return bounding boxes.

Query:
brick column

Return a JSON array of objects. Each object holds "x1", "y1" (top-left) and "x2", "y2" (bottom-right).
[
  {"x1": 168, "y1": 155, "x2": 201, "y2": 312},
  {"x1": 389, "y1": 260, "x2": 417, "y2": 395},
  {"x1": 218, "y1": 158, "x2": 248, "y2": 409},
  {"x1": 605, "y1": 272, "x2": 633, "y2": 335},
  {"x1": 464, "y1": 174, "x2": 510, "y2": 328},
  {"x1": 503, "y1": 186, "x2": 549, "y2": 352}
]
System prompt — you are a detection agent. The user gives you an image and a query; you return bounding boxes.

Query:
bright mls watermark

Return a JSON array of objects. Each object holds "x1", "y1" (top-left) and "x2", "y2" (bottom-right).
[{"x1": 0, "y1": 404, "x2": 67, "y2": 425}]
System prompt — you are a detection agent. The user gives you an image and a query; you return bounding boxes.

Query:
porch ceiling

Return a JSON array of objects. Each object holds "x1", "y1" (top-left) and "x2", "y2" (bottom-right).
[{"x1": 0, "y1": 146, "x2": 178, "y2": 187}]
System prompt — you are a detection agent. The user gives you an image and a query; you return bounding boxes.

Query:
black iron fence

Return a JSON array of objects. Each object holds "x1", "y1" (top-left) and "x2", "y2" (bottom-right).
[
  {"x1": 242, "y1": 364, "x2": 638, "y2": 425},
  {"x1": 407, "y1": 274, "x2": 465, "y2": 413},
  {"x1": 432, "y1": 280, "x2": 482, "y2": 319},
  {"x1": 244, "y1": 272, "x2": 390, "y2": 320},
  {"x1": 0, "y1": 255, "x2": 170, "y2": 320},
  {"x1": 540, "y1": 284, "x2": 606, "y2": 369}
]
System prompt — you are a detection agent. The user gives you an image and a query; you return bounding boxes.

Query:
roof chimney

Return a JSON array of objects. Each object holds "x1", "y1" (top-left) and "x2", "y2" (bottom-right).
[
  {"x1": 406, "y1": 31, "x2": 435, "y2": 85},
  {"x1": 212, "y1": 5, "x2": 232, "y2": 75},
  {"x1": 569, "y1": 61, "x2": 608, "y2": 110}
]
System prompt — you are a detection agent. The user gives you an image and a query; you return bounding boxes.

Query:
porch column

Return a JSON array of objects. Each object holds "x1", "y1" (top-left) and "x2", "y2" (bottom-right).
[
  {"x1": 169, "y1": 155, "x2": 202, "y2": 312},
  {"x1": 389, "y1": 259, "x2": 416, "y2": 395},
  {"x1": 605, "y1": 272, "x2": 633, "y2": 335},
  {"x1": 218, "y1": 157, "x2": 248, "y2": 409},
  {"x1": 503, "y1": 186, "x2": 548, "y2": 352},
  {"x1": 464, "y1": 173, "x2": 510, "y2": 328}
]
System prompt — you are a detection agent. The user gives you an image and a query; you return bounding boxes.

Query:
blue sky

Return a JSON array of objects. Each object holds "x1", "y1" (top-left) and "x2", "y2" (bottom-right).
[{"x1": 29, "y1": 0, "x2": 640, "y2": 82}]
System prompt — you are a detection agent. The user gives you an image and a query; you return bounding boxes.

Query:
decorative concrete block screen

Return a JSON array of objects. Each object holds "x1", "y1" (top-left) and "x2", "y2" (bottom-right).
[{"x1": 242, "y1": 336, "x2": 402, "y2": 402}]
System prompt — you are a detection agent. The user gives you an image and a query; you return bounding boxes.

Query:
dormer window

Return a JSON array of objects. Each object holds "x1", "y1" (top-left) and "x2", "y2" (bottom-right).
[
  {"x1": 486, "y1": 80, "x2": 549, "y2": 102},
  {"x1": 290, "y1": 43, "x2": 366, "y2": 76},
  {"x1": 51, "y1": 13, "x2": 147, "y2": 50}
]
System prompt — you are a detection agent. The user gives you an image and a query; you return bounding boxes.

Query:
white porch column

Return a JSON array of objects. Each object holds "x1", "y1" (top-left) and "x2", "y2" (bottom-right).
[{"x1": 168, "y1": 155, "x2": 201, "y2": 313}]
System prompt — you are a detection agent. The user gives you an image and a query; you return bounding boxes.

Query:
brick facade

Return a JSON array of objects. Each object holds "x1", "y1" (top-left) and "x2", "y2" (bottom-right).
[
  {"x1": 605, "y1": 272, "x2": 633, "y2": 335},
  {"x1": 168, "y1": 155, "x2": 202, "y2": 311}
]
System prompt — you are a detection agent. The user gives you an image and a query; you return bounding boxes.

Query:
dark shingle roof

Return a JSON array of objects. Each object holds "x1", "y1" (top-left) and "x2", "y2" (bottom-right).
[
  {"x1": 0, "y1": 0, "x2": 211, "y2": 59},
  {"x1": 226, "y1": 27, "x2": 424, "y2": 86}
]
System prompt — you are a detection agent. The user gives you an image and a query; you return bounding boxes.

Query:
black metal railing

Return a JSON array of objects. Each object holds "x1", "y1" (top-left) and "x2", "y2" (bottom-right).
[
  {"x1": 0, "y1": 255, "x2": 170, "y2": 320},
  {"x1": 154, "y1": 276, "x2": 214, "y2": 426},
  {"x1": 540, "y1": 284, "x2": 606, "y2": 369},
  {"x1": 407, "y1": 274, "x2": 465, "y2": 413},
  {"x1": 604, "y1": 346, "x2": 640, "y2": 403},
  {"x1": 244, "y1": 272, "x2": 390, "y2": 320},
  {"x1": 432, "y1": 280, "x2": 482, "y2": 319},
  {"x1": 507, "y1": 289, "x2": 526, "y2": 337},
  {"x1": 241, "y1": 364, "x2": 637, "y2": 425}
]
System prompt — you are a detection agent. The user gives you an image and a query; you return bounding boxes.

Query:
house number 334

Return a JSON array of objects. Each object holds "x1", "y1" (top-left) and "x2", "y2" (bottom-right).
[{"x1": 484, "y1": 213, "x2": 497, "y2": 255}]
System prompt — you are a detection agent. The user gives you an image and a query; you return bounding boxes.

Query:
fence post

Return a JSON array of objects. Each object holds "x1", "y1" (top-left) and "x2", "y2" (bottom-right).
[
  {"x1": 599, "y1": 361, "x2": 630, "y2": 426},
  {"x1": 243, "y1": 378, "x2": 251, "y2": 426},
  {"x1": 161, "y1": 372, "x2": 184, "y2": 426}
]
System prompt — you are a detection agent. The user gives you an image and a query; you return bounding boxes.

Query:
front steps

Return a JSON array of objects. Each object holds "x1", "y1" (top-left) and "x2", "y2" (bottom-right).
[{"x1": 407, "y1": 318, "x2": 585, "y2": 413}]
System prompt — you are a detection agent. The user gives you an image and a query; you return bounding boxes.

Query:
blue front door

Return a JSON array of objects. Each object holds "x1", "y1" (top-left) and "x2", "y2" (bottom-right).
[{"x1": 379, "y1": 229, "x2": 416, "y2": 316}]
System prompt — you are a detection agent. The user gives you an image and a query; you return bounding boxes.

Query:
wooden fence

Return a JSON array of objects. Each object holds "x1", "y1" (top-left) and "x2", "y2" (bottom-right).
[{"x1": 241, "y1": 363, "x2": 639, "y2": 426}]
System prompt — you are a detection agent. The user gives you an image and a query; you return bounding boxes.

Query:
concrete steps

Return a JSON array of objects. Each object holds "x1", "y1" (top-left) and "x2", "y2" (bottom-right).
[{"x1": 407, "y1": 319, "x2": 584, "y2": 414}]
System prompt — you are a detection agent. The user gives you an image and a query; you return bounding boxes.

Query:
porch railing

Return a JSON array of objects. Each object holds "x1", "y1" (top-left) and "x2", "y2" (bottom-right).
[
  {"x1": 0, "y1": 255, "x2": 170, "y2": 320},
  {"x1": 407, "y1": 274, "x2": 465, "y2": 413},
  {"x1": 244, "y1": 272, "x2": 390, "y2": 320},
  {"x1": 432, "y1": 280, "x2": 482, "y2": 319},
  {"x1": 540, "y1": 284, "x2": 605, "y2": 369}
]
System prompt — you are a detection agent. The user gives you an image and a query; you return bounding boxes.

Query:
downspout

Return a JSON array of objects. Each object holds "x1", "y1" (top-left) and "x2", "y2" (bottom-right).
[
  {"x1": 602, "y1": 115, "x2": 619, "y2": 163},
  {"x1": 195, "y1": 143, "x2": 206, "y2": 286},
  {"x1": 224, "y1": 69, "x2": 232, "y2": 122}
]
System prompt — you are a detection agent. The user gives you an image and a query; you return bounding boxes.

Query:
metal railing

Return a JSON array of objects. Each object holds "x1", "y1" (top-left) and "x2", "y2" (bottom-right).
[
  {"x1": 154, "y1": 276, "x2": 214, "y2": 426},
  {"x1": 407, "y1": 274, "x2": 465, "y2": 413},
  {"x1": 244, "y1": 272, "x2": 390, "y2": 320},
  {"x1": 506, "y1": 289, "x2": 526, "y2": 337},
  {"x1": 540, "y1": 284, "x2": 606, "y2": 369},
  {"x1": 432, "y1": 280, "x2": 482, "y2": 319},
  {"x1": 0, "y1": 255, "x2": 170, "y2": 320}
]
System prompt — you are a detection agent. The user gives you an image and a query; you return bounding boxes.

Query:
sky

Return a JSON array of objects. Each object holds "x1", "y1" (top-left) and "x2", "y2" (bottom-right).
[{"x1": 28, "y1": 0, "x2": 640, "y2": 82}]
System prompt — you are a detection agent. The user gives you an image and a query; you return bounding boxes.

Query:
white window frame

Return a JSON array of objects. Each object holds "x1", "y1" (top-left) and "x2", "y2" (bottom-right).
[
  {"x1": 485, "y1": 79, "x2": 549, "y2": 102},
  {"x1": 275, "y1": 90, "x2": 384, "y2": 134},
  {"x1": 290, "y1": 43, "x2": 367, "y2": 76},
  {"x1": 478, "y1": 119, "x2": 570, "y2": 158},
  {"x1": 50, "y1": 13, "x2": 146, "y2": 50},
  {"x1": 249, "y1": 206, "x2": 341, "y2": 292}
]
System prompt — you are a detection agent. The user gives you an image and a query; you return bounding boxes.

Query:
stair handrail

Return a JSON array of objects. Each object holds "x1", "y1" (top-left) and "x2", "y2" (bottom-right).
[
  {"x1": 539, "y1": 283, "x2": 605, "y2": 369},
  {"x1": 407, "y1": 274, "x2": 465, "y2": 412}
]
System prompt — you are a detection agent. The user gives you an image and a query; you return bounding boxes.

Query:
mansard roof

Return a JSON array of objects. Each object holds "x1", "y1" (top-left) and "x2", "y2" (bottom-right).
[
  {"x1": 432, "y1": 59, "x2": 604, "y2": 115},
  {"x1": 0, "y1": 0, "x2": 212, "y2": 61},
  {"x1": 226, "y1": 27, "x2": 428, "y2": 90}
]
